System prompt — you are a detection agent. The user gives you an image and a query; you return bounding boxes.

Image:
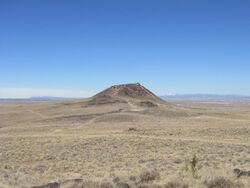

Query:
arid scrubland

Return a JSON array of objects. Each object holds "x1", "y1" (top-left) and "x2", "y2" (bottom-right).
[{"x1": 0, "y1": 84, "x2": 249, "y2": 188}]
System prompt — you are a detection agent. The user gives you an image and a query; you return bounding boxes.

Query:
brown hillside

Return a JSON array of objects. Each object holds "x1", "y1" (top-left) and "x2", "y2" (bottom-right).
[{"x1": 87, "y1": 83, "x2": 167, "y2": 106}]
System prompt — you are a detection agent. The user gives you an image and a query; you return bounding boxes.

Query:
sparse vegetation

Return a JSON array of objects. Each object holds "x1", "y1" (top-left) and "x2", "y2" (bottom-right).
[
  {"x1": 165, "y1": 180, "x2": 189, "y2": 188},
  {"x1": 0, "y1": 91, "x2": 249, "y2": 187},
  {"x1": 190, "y1": 155, "x2": 198, "y2": 178},
  {"x1": 128, "y1": 127, "x2": 137, "y2": 132},
  {"x1": 139, "y1": 169, "x2": 159, "y2": 183},
  {"x1": 233, "y1": 168, "x2": 250, "y2": 178},
  {"x1": 29, "y1": 172, "x2": 244, "y2": 188},
  {"x1": 203, "y1": 176, "x2": 241, "y2": 188},
  {"x1": 100, "y1": 181, "x2": 113, "y2": 188}
]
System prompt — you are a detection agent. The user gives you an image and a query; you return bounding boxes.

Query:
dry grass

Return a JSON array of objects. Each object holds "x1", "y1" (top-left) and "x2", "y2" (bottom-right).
[
  {"x1": 0, "y1": 99, "x2": 249, "y2": 188},
  {"x1": 203, "y1": 176, "x2": 241, "y2": 188}
]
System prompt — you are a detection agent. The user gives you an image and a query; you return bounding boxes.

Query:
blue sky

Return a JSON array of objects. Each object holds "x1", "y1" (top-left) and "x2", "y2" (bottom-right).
[{"x1": 0, "y1": 0, "x2": 250, "y2": 98}]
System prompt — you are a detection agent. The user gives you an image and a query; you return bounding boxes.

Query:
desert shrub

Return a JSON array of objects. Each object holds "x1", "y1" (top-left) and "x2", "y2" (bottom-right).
[
  {"x1": 80, "y1": 180, "x2": 100, "y2": 188},
  {"x1": 129, "y1": 175, "x2": 136, "y2": 181},
  {"x1": 112, "y1": 176, "x2": 120, "y2": 184},
  {"x1": 139, "y1": 169, "x2": 159, "y2": 182},
  {"x1": 60, "y1": 179, "x2": 85, "y2": 188},
  {"x1": 128, "y1": 128, "x2": 137, "y2": 131},
  {"x1": 138, "y1": 184, "x2": 163, "y2": 188},
  {"x1": 190, "y1": 155, "x2": 198, "y2": 177},
  {"x1": 233, "y1": 168, "x2": 250, "y2": 177},
  {"x1": 31, "y1": 182, "x2": 59, "y2": 188},
  {"x1": 100, "y1": 181, "x2": 113, "y2": 188},
  {"x1": 137, "y1": 184, "x2": 151, "y2": 188},
  {"x1": 116, "y1": 182, "x2": 130, "y2": 188},
  {"x1": 165, "y1": 180, "x2": 189, "y2": 188},
  {"x1": 204, "y1": 176, "x2": 240, "y2": 188},
  {"x1": 33, "y1": 179, "x2": 99, "y2": 188},
  {"x1": 150, "y1": 184, "x2": 163, "y2": 188}
]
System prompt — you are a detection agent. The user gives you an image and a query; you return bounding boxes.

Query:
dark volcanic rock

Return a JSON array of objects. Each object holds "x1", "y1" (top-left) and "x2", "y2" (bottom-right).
[
  {"x1": 233, "y1": 168, "x2": 250, "y2": 177},
  {"x1": 87, "y1": 83, "x2": 168, "y2": 106}
]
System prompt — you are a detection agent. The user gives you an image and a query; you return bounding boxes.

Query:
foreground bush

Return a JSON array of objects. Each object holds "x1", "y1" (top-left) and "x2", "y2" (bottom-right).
[
  {"x1": 139, "y1": 169, "x2": 160, "y2": 183},
  {"x1": 204, "y1": 176, "x2": 241, "y2": 188},
  {"x1": 165, "y1": 180, "x2": 189, "y2": 188}
]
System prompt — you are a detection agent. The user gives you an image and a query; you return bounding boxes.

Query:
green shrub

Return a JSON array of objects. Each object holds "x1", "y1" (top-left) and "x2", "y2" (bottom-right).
[{"x1": 190, "y1": 155, "x2": 198, "y2": 177}]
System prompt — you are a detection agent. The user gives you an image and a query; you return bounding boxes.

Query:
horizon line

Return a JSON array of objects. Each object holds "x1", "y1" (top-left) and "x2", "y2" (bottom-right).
[{"x1": 1, "y1": 87, "x2": 250, "y2": 99}]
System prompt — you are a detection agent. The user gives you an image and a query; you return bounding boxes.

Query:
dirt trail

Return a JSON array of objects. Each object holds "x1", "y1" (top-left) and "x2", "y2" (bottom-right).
[
  {"x1": 127, "y1": 100, "x2": 143, "y2": 112},
  {"x1": 27, "y1": 109, "x2": 46, "y2": 119}
]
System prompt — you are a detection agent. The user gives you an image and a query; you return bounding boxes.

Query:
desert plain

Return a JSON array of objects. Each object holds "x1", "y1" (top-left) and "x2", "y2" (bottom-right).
[{"x1": 0, "y1": 84, "x2": 249, "y2": 188}]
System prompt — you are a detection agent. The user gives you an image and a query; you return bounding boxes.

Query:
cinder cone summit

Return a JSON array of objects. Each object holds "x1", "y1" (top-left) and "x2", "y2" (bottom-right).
[{"x1": 87, "y1": 83, "x2": 167, "y2": 106}]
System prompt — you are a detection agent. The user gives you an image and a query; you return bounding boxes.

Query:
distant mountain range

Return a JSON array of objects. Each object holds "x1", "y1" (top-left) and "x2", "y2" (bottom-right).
[
  {"x1": 29, "y1": 96, "x2": 73, "y2": 100},
  {"x1": 1, "y1": 94, "x2": 250, "y2": 102},
  {"x1": 0, "y1": 96, "x2": 73, "y2": 103},
  {"x1": 161, "y1": 94, "x2": 250, "y2": 100}
]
